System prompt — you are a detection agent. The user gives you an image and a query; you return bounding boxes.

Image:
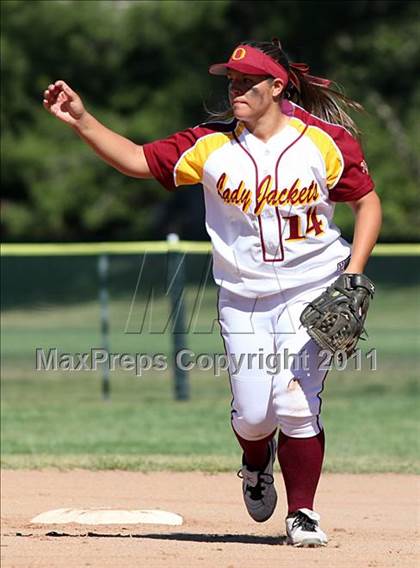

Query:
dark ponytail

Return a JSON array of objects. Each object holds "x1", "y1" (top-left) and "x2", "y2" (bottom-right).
[
  {"x1": 247, "y1": 39, "x2": 363, "y2": 137},
  {"x1": 207, "y1": 39, "x2": 363, "y2": 138}
]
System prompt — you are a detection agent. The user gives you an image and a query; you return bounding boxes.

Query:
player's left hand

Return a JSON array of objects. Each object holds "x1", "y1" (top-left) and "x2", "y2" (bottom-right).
[{"x1": 299, "y1": 273, "x2": 375, "y2": 356}]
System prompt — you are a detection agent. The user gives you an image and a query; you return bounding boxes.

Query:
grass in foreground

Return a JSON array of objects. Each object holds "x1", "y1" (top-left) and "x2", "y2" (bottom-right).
[
  {"x1": 1, "y1": 284, "x2": 419, "y2": 473},
  {"x1": 1, "y1": 369, "x2": 419, "y2": 473}
]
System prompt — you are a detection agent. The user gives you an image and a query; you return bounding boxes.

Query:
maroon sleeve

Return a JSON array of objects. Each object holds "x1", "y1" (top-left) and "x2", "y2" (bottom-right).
[
  {"x1": 329, "y1": 129, "x2": 375, "y2": 202},
  {"x1": 143, "y1": 128, "x2": 201, "y2": 191}
]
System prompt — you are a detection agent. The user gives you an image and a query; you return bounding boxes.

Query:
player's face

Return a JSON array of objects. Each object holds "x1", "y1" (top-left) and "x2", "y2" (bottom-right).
[{"x1": 227, "y1": 70, "x2": 282, "y2": 122}]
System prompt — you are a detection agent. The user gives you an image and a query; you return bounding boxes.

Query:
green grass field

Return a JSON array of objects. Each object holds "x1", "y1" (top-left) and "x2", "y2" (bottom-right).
[{"x1": 1, "y1": 284, "x2": 419, "y2": 473}]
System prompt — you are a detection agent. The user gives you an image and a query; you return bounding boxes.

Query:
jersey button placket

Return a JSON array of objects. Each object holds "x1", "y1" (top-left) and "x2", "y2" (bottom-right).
[{"x1": 263, "y1": 149, "x2": 271, "y2": 176}]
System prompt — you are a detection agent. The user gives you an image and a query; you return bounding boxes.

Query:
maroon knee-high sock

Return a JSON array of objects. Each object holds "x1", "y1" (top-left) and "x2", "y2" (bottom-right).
[
  {"x1": 277, "y1": 430, "x2": 325, "y2": 514},
  {"x1": 234, "y1": 429, "x2": 276, "y2": 471}
]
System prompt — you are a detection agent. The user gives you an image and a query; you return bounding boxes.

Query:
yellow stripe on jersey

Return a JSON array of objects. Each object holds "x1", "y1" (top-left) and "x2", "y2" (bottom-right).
[
  {"x1": 289, "y1": 118, "x2": 344, "y2": 189},
  {"x1": 174, "y1": 131, "x2": 232, "y2": 186}
]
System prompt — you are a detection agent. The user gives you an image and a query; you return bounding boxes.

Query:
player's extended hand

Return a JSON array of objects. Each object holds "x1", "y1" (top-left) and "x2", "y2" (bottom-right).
[{"x1": 43, "y1": 80, "x2": 86, "y2": 126}]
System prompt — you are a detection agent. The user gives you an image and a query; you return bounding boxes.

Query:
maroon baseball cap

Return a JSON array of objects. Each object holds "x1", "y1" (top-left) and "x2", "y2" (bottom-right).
[{"x1": 209, "y1": 45, "x2": 289, "y2": 84}]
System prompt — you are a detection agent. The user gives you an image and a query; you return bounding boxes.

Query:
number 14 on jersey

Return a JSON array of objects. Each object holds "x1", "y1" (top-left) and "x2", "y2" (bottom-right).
[{"x1": 283, "y1": 206, "x2": 324, "y2": 241}]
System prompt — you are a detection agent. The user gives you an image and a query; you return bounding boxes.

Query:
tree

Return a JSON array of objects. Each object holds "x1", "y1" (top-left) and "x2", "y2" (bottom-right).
[{"x1": 1, "y1": 0, "x2": 418, "y2": 242}]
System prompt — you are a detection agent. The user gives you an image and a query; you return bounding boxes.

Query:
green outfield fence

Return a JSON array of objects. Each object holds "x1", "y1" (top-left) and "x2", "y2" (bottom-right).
[
  {"x1": 2, "y1": 242, "x2": 420, "y2": 256},
  {"x1": 1, "y1": 240, "x2": 419, "y2": 401}
]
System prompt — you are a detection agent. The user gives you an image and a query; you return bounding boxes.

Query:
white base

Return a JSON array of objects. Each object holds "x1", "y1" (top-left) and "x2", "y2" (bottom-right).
[{"x1": 31, "y1": 508, "x2": 183, "y2": 526}]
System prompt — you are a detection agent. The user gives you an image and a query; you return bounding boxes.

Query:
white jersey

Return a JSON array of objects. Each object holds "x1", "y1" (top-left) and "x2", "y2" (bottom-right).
[{"x1": 144, "y1": 102, "x2": 374, "y2": 297}]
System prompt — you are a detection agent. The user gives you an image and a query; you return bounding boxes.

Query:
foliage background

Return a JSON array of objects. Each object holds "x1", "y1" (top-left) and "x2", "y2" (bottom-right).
[{"x1": 1, "y1": 0, "x2": 419, "y2": 243}]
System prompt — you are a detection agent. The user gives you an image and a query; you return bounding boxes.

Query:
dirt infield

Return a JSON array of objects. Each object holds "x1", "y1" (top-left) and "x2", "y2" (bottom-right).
[{"x1": 1, "y1": 470, "x2": 419, "y2": 568}]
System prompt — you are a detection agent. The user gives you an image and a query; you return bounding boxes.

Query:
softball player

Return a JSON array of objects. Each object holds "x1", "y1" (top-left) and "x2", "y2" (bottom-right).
[{"x1": 43, "y1": 39, "x2": 382, "y2": 547}]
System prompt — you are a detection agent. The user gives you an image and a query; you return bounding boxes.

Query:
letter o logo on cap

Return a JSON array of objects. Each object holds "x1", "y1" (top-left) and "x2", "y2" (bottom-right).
[{"x1": 231, "y1": 47, "x2": 246, "y2": 61}]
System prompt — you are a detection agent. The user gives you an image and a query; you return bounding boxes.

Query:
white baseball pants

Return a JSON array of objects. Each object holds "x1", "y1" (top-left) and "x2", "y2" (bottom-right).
[{"x1": 218, "y1": 272, "x2": 339, "y2": 440}]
